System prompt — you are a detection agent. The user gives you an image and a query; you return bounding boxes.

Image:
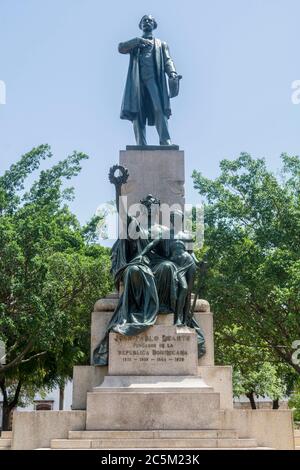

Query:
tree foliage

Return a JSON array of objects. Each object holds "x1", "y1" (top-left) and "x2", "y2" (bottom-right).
[
  {"x1": 0, "y1": 145, "x2": 113, "y2": 428},
  {"x1": 289, "y1": 379, "x2": 300, "y2": 422},
  {"x1": 215, "y1": 324, "x2": 288, "y2": 408},
  {"x1": 192, "y1": 153, "x2": 300, "y2": 376}
]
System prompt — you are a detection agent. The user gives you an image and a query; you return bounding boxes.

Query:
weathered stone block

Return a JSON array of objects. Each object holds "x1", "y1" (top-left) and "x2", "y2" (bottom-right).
[
  {"x1": 72, "y1": 365, "x2": 107, "y2": 410},
  {"x1": 219, "y1": 409, "x2": 295, "y2": 450},
  {"x1": 108, "y1": 325, "x2": 198, "y2": 376},
  {"x1": 86, "y1": 388, "x2": 220, "y2": 430},
  {"x1": 199, "y1": 365, "x2": 233, "y2": 409},
  {"x1": 91, "y1": 303, "x2": 214, "y2": 367},
  {"x1": 120, "y1": 148, "x2": 185, "y2": 210},
  {"x1": 12, "y1": 411, "x2": 86, "y2": 450}
]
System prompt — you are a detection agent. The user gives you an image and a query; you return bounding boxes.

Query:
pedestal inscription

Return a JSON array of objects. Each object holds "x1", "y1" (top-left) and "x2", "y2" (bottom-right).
[{"x1": 108, "y1": 325, "x2": 198, "y2": 376}]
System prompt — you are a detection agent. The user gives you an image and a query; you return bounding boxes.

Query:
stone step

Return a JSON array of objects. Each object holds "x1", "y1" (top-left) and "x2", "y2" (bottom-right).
[
  {"x1": 1, "y1": 431, "x2": 12, "y2": 439},
  {"x1": 51, "y1": 437, "x2": 258, "y2": 449},
  {"x1": 190, "y1": 447, "x2": 273, "y2": 450},
  {"x1": 41, "y1": 447, "x2": 274, "y2": 451},
  {"x1": 69, "y1": 429, "x2": 238, "y2": 440},
  {"x1": 0, "y1": 438, "x2": 12, "y2": 448},
  {"x1": 295, "y1": 436, "x2": 300, "y2": 446}
]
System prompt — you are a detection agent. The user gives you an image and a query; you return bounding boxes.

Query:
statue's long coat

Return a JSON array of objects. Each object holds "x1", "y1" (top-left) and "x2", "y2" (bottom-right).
[{"x1": 119, "y1": 38, "x2": 176, "y2": 125}]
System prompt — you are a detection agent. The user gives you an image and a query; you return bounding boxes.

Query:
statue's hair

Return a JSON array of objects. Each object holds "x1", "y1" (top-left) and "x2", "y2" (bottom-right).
[{"x1": 139, "y1": 15, "x2": 157, "y2": 30}]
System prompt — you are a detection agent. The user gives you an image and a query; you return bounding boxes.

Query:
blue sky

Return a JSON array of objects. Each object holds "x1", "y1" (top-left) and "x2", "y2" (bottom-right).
[{"x1": 0, "y1": 0, "x2": 300, "y2": 223}]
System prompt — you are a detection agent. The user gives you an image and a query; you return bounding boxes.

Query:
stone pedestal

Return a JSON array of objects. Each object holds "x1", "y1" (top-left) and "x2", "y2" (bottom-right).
[
  {"x1": 108, "y1": 325, "x2": 198, "y2": 376},
  {"x1": 120, "y1": 147, "x2": 185, "y2": 210},
  {"x1": 90, "y1": 296, "x2": 214, "y2": 366},
  {"x1": 84, "y1": 293, "x2": 221, "y2": 432},
  {"x1": 71, "y1": 294, "x2": 221, "y2": 413},
  {"x1": 86, "y1": 381, "x2": 220, "y2": 430}
]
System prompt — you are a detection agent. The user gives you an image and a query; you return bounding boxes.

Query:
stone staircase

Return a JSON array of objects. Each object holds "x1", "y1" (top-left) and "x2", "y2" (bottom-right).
[
  {"x1": 0, "y1": 431, "x2": 12, "y2": 450},
  {"x1": 295, "y1": 430, "x2": 300, "y2": 450},
  {"x1": 51, "y1": 429, "x2": 261, "y2": 450}
]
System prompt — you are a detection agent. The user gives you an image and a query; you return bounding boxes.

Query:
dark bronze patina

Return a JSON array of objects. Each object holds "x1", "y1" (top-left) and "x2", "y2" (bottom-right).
[
  {"x1": 119, "y1": 15, "x2": 181, "y2": 146},
  {"x1": 93, "y1": 166, "x2": 206, "y2": 366}
]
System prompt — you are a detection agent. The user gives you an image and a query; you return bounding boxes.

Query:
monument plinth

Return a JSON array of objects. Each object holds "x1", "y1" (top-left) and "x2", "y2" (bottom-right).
[
  {"x1": 90, "y1": 298, "x2": 215, "y2": 370},
  {"x1": 108, "y1": 325, "x2": 198, "y2": 376},
  {"x1": 120, "y1": 147, "x2": 185, "y2": 210},
  {"x1": 86, "y1": 380, "x2": 220, "y2": 431},
  {"x1": 86, "y1": 308, "x2": 218, "y2": 431},
  {"x1": 85, "y1": 298, "x2": 220, "y2": 430}
]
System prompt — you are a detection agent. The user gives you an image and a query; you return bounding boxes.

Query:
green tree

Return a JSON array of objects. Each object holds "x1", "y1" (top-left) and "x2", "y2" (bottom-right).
[
  {"x1": 0, "y1": 145, "x2": 113, "y2": 429},
  {"x1": 288, "y1": 378, "x2": 300, "y2": 422},
  {"x1": 192, "y1": 153, "x2": 300, "y2": 375},
  {"x1": 215, "y1": 324, "x2": 287, "y2": 409},
  {"x1": 233, "y1": 362, "x2": 286, "y2": 410}
]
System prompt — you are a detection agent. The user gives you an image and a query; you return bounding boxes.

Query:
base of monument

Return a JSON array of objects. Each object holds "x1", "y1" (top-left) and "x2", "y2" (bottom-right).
[
  {"x1": 11, "y1": 408, "x2": 294, "y2": 449},
  {"x1": 50, "y1": 429, "x2": 261, "y2": 449},
  {"x1": 8, "y1": 298, "x2": 295, "y2": 450},
  {"x1": 71, "y1": 364, "x2": 233, "y2": 410},
  {"x1": 86, "y1": 383, "x2": 220, "y2": 431}
]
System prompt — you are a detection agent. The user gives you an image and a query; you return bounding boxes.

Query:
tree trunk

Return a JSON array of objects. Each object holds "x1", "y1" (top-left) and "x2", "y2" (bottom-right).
[
  {"x1": 272, "y1": 398, "x2": 280, "y2": 409},
  {"x1": 59, "y1": 383, "x2": 65, "y2": 410},
  {"x1": 1, "y1": 400, "x2": 12, "y2": 431},
  {"x1": 246, "y1": 391, "x2": 257, "y2": 409},
  {"x1": 0, "y1": 377, "x2": 22, "y2": 430}
]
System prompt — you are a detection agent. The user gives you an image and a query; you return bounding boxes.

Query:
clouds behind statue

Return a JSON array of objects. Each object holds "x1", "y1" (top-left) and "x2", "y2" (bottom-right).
[{"x1": 118, "y1": 15, "x2": 181, "y2": 146}]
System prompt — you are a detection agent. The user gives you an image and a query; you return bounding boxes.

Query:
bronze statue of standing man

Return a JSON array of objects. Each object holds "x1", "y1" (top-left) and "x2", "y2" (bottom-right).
[{"x1": 119, "y1": 15, "x2": 181, "y2": 146}]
